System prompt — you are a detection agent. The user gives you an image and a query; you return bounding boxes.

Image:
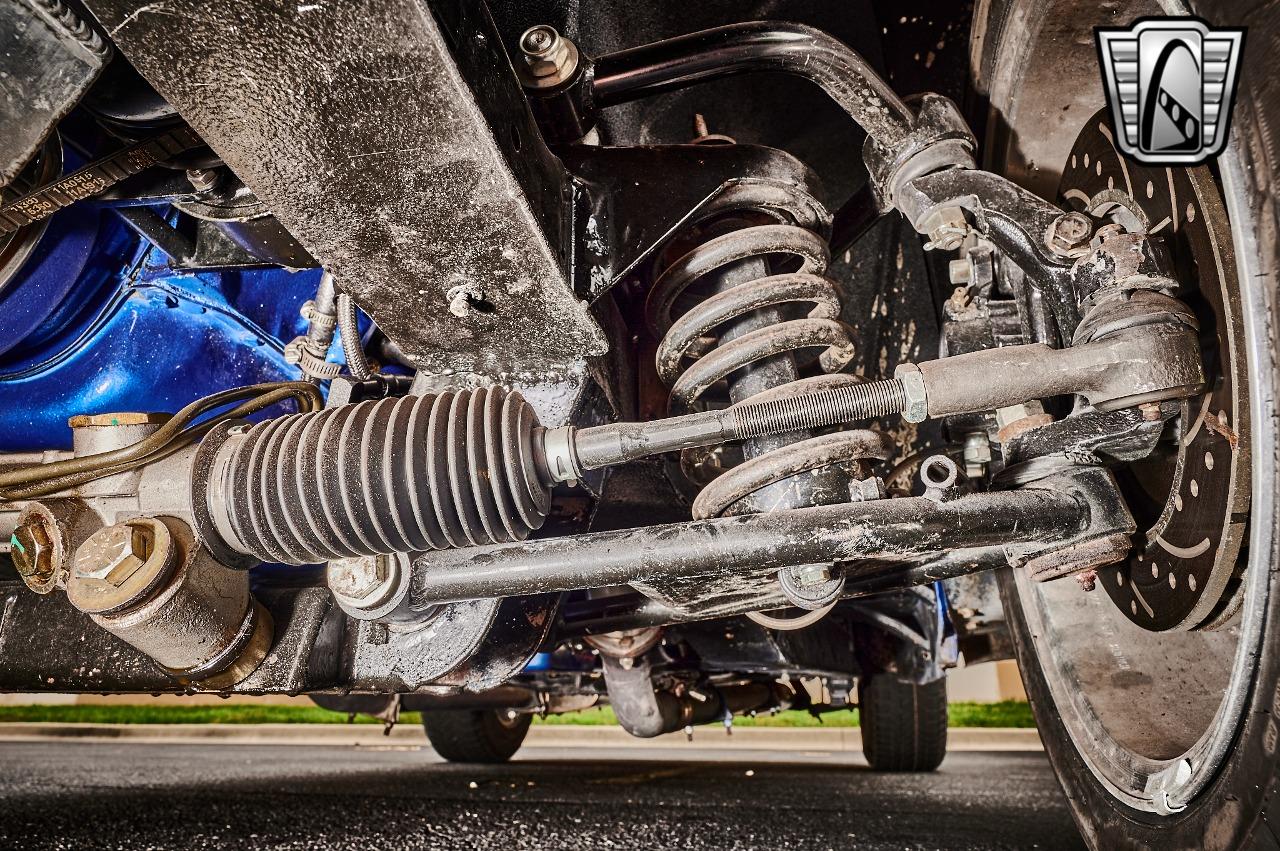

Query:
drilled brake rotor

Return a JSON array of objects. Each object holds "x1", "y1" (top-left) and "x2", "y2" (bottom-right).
[{"x1": 1058, "y1": 109, "x2": 1250, "y2": 631}]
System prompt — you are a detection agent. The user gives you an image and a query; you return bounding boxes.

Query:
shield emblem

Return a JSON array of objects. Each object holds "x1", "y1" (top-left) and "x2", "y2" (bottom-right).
[{"x1": 1096, "y1": 18, "x2": 1245, "y2": 165}]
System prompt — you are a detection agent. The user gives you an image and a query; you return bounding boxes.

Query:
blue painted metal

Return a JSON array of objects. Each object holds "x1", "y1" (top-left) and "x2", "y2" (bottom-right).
[
  {"x1": 0, "y1": 205, "x2": 334, "y2": 451},
  {"x1": 522, "y1": 652, "x2": 553, "y2": 673},
  {"x1": 0, "y1": 202, "x2": 122, "y2": 362},
  {"x1": 932, "y1": 580, "x2": 960, "y2": 668}
]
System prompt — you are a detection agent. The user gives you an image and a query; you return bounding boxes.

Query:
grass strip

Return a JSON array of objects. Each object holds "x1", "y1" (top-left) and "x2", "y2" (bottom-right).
[{"x1": 0, "y1": 700, "x2": 1035, "y2": 728}]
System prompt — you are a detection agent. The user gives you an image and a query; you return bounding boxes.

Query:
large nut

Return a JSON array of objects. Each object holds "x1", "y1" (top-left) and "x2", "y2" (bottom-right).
[
  {"x1": 66, "y1": 516, "x2": 271, "y2": 689},
  {"x1": 894, "y1": 363, "x2": 929, "y2": 423},
  {"x1": 10, "y1": 516, "x2": 53, "y2": 583},
  {"x1": 12, "y1": 501, "x2": 100, "y2": 595},
  {"x1": 74, "y1": 522, "x2": 154, "y2": 586},
  {"x1": 1046, "y1": 212, "x2": 1094, "y2": 258},
  {"x1": 517, "y1": 25, "x2": 579, "y2": 89},
  {"x1": 849, "y1": 477, "x2": 887, "y2": 502},
  {"x1": 327, "y1": 555, "x2": 392, "y2": 602},
  {"x1": 186, "y1": 168, "x2": 221, "y2": 193}
]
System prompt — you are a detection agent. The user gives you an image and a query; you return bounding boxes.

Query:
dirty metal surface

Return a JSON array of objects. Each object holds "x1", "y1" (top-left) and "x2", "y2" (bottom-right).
[
  {"x1": 341, "y1": 595, "x2": 557, "y2": 693},
  {"x1": 404, "y1": 482, "x2": 1094, "y2": 610},
  {"x1": 0, "y1": 0, "x2": 110, "y2": 187},
  {"x1": 0, "y1": 582, "x2": 337, "y2": 693},
  {"x1": 1060, "y1": 112, "x2": 1249, "y2": 631},
  {"x1": 82, "y1": 0, "x2": 606, "y2": 375}
]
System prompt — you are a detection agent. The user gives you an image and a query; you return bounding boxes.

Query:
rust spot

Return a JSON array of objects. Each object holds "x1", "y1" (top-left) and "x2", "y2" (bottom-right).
[{"x1": 1204, "y1": 410, "x2": 1239, "y2": 451}]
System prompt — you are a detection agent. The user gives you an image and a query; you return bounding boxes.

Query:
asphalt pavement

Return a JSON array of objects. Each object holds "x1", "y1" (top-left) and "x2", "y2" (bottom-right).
[{"x1": 0, "y1": 740, "x2": 1086, "y2": 850}]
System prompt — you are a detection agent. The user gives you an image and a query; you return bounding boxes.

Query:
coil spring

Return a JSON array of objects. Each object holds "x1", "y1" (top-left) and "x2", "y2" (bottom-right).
[
  {"x1": 213, "y1": 386, "x2": 551, "y2": 564},
  {"x1": 645, "y1": 213, "x2": 894, "y2": 520}
]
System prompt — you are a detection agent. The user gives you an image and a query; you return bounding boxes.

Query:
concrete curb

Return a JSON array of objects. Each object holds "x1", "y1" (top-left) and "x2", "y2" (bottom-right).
[{"x1": 0, "y1": 722, "x2": 1043, "y2": 751}]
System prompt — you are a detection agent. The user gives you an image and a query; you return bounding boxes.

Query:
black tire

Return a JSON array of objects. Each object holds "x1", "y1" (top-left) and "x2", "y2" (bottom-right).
[
  {"x1": 858, "y1": 675, "x2": 948, "y2": 772},
  {"x1": 976, "y1": 1, "x2": 1280, "y2": 848},
  {"x1": 422, "y1": 709, "x2": 531, "y2": 764}
]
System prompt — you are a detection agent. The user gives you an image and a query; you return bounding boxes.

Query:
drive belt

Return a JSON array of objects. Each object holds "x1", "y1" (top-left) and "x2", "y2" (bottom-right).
[{"x1": 0, "y1": 126, "x2": 205, "y2": 236}]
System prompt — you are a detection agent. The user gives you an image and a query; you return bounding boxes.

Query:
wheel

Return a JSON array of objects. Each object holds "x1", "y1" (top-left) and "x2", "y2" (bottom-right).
[
  {"x1": 858, "y1": 675, "x2": 948, "y2": 772},
  {"x1": 422, "y1": 709, "x2": 531, "y2": 763},
  {"x1": 976, "y1": 1, "x2": 1280, "y2": 848}
]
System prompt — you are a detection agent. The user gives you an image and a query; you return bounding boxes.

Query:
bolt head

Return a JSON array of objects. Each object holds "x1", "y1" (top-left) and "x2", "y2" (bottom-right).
[
  {"x1": 186, "y1": 168, "x2": 221, "y2": 193},
  {"x1": 521, "y1": 25, "x2": 555, "y2": 54},
  {"x1": 11, "y1": 518, "x2": 53, "y2": 581},
  {"x1": 446, "y1": 284, "x2": 485, "y2": 319},
  {"x1": 517, "y1": 25, "x2": 578, "y2": 87},
  {"x1": 73, "y1": 522, "x2": 154, "y2": 586},
  {"x1": 327, "y1": 555, "x2": 390, "y2": 601},
  {"x1": 790, "y1": 563, "x2": 833, "y2": 589},
  {"x1": 963, "y1": 431, "x2": 992, "y2": 464},
  {"x1": 1047, "y1": 212, "x2": 1094, "y2": 257}
]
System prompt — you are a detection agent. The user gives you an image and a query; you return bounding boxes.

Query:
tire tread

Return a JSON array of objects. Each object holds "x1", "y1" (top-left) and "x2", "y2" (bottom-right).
[
  {"x1": 423, "y1": 709, "x2": 531, "y2": 764},
  {"x1": 859, "y1": 675, "x2": 948, "y2": 772}
]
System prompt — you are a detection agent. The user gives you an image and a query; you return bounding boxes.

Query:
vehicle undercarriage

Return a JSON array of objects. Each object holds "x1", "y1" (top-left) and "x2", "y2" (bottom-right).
[{"x1": 1, "y1": 1, "x2": 1277, "y2": 847}]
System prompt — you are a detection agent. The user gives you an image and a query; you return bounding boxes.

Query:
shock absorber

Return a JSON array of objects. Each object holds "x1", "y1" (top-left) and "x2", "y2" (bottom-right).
[{"x1": 644, "y1": 191, "x2": 895, "y2": 520}]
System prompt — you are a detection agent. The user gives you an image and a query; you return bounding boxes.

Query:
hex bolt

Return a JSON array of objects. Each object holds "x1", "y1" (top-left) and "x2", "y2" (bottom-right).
[
  {"x1": 962, "y1": 431, "x2": 992, "y2": 479},
  {"x1": 791, "y1": 563, "x2": 833, "y2": 588},
  {"x1": 186, "y1": 168, "x2": 221, "y2": 193},
  {"x1": 74, "y1": 522, "x2": 154, "y2": 587},
  {"x1": 327, "y1": 555, "x2": 390, "y2": 602},
  {"x1": 446, "y1": 284, "x2": 484, "y2": 319},
  {"x1": 10, "y1": 517, "x2": 53, "y2": 582},
  {"x1": 517, "y1": 24, "x2": 579, "y2": 88},
  {"x1": 1046, "y1": 212, "x2": 1094, "y2": 258}
]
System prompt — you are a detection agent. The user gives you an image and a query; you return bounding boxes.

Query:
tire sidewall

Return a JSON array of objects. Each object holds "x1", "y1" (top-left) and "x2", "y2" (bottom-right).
[{"x1": 986, "y1": 0, "x2": 1280, "y2": 848}]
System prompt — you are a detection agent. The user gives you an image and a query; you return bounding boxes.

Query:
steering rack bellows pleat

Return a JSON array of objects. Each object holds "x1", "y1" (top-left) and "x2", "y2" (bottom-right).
[{"x1": 206, "y1": 387, "x2": 551, "y2": 565}]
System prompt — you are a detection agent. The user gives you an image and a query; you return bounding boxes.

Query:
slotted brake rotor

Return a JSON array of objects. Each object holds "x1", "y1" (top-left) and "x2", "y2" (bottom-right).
[{"x1": 1058, "y1": 109, "x2": 1250, "y2": 631}]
